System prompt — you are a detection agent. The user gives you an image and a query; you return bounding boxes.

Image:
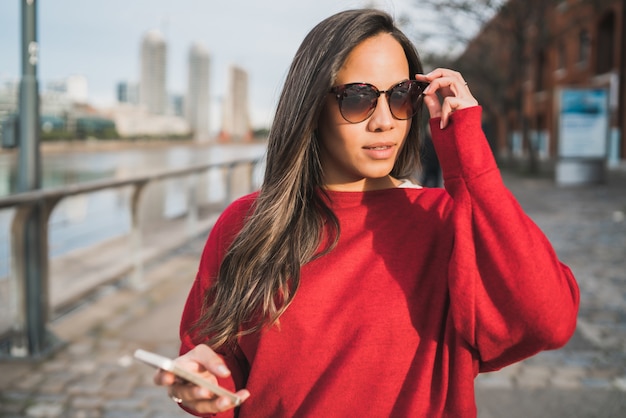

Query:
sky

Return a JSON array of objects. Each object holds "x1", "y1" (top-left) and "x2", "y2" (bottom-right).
[{"x1": 0, "y1": 0, "x2": 436, "y2": 130}]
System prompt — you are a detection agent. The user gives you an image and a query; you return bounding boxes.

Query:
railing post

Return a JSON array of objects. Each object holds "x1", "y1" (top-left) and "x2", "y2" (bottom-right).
[
  {"x1": 249, "y1": 159, "x2": 260, "y2": 192},
  {"x1": 232, "y1": 160, "x2": 254, "y2": 198},
  {"x1": 8, "y1": 205, "x2": 32, "y2": 357},
  {"x1": 129, "y1": 181, "x2": 148, "y2": 289},
  {"x1": 186, "y1": 173, "x2": 199, "y2": 238},
  {"x1": 7, "y1": 200, "x2": 61, "y2": 358},
  {"x1": 242, "y1": 160, "x2": 253, "y2": 195},
  {"x1": 225, "y1": 163, "x2": 236, "y2": 206}
]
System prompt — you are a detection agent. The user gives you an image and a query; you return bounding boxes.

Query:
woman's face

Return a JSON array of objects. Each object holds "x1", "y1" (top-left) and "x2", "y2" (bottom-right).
[{"x1": 317, "y1": 33, "x2": 412, "y2": 191}]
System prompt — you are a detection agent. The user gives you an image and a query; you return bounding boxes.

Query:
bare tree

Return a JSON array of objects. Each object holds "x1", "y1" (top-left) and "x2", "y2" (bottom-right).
[
  {"x1": 410, "y1": 0, "x2": 505, "y2": 54},
  {"x1": 409, "y1": 0, "x2": 555, "y2": 172}
]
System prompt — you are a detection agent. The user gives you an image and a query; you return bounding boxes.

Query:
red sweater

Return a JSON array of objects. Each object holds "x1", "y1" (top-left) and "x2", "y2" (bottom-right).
[{"x1": 179, "y1": 107, "x2": 579, "y2": 417}]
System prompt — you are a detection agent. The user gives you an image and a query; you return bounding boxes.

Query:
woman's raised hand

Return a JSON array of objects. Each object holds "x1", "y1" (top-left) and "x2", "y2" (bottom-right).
[{"x1": 416, "y1": 68, "x2": 479, "y2": 129}]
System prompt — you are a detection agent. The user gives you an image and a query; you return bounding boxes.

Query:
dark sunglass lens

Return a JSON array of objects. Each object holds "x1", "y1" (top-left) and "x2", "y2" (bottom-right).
[
  {"x1": 389, "y1": 82, "x2": 421, "y2": 120},
  {"x1": 340, "y1": 84, "x2": 378, "y2": 123}
]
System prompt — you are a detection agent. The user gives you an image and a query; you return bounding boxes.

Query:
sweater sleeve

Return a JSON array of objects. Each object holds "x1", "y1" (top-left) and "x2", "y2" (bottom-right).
[
  {"x1": 178, "y1": 195, "x2": 255, "y2": 417},
  {"x1": 430, "y1": 106, "x2": 580, "y2": 372}
]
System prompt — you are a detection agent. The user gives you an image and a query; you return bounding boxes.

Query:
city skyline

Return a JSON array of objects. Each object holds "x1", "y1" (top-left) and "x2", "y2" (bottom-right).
[
  {"x1": 221, "y1": 65, "x2": 251, "y2": 141},
  {"x1": 140, "y1": 30, "x2": 168, "y2": 116},
  {"x1": 0, "y1": 0, "x2": 420, "y2": 130},
  {"x1": 0, "y1": 27, "x2": 248, "y2": 142},
  {"x1": 186, "y1": 42, "x2": 210, "y2": 140}
]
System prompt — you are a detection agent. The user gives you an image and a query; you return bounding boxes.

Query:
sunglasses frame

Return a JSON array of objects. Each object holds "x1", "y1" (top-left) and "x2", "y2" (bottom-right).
[{"x1": 329, "y1": 79, "x2": 428, "y2": 124}]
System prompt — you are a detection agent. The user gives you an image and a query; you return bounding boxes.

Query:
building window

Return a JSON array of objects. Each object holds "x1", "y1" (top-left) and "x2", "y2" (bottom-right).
[
  {"x1": 596, "y1": 12, "x2": 615, "y2": 74},
  {"x1": 578, "y1": 29, "x2": 591, "y2": 65}
]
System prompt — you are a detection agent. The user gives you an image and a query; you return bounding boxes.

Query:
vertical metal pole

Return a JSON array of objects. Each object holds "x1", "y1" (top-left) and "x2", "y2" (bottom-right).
[
  {"x1": 18, "y1": 0, "x2": 40, "y2": 193},
  {"x1": 620, "y1": 0, "x2": 626, "y2": 160},
  {"x1": 17, "y1": 0, "x2": 47, "y2": 356}
]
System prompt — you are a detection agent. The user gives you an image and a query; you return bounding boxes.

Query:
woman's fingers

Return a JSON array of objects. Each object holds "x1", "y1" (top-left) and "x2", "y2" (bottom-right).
[
  {"x1": 154, "y1": 368, "x2": 177, "y2": 386},
  {"x1": 416, "y1": 68, "x2": 478, "y2": 128},
  {"x1": 177, "y1": 344, "x2": 232, "y2": 378},
  {"x1": 440, "y1": 96, "x2": 468, "y2": 130},
  {"x1": 169, "y1": 383, "x2": 250, "y2": 413},
  {"x1": 153, "y1": 344, "x2": 230, "y2": 388},
  {"x1": 421, "y1": 93, "x2": 442, "y2": 120},
  {"x1": 153, "y1": 344, "x2": 250, "y2": 414}
]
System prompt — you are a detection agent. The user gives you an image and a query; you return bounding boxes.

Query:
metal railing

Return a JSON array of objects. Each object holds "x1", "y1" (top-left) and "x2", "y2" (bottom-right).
[{"x1": 0, "y1": 156, "x2": 263, "y2": 359}]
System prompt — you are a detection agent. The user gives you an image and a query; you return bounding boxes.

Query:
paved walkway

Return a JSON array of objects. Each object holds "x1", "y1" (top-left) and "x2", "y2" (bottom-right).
[
  {"x1": 0, "y1": 170, "x2": 625, "y2": 417},
  {"x1": 475, "y1": 170, "x2": 626, "y2": 417}
]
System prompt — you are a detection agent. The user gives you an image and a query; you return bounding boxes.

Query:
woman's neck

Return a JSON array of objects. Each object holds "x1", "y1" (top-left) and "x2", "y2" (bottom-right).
[{"x1": 323, "y1": 175, "x2": 401, "y2": 192}]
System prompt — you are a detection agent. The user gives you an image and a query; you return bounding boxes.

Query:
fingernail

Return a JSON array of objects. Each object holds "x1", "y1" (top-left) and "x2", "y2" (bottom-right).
[
  {"x1": 440, "y1": 120, "x2": 444, "y2": 130},
  {"x1": 216, "y1": 365, "x2": 230, "y2": 376},
  {"x1": 217, "y1": 397, "x2": 232, "y2": 408},
  {"x1": 197, "y1": 387, "x2": 212, "y2": 398}
]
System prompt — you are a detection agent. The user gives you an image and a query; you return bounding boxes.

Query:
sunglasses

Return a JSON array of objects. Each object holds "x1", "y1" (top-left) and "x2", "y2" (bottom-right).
[{"x1": 329, "y1": 79, "x2": 428, "y2": 124}]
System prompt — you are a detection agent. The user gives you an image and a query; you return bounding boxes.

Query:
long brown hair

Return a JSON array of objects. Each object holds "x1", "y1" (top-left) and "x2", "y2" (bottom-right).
[{"x1": 197, "y1": 9, "x2": 425, "y2": 349}]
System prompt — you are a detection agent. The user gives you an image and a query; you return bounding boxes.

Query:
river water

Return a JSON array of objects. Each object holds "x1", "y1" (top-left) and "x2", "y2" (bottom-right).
[{"x1": 0, "y1": 141, "x2": 267, "y2": 277}]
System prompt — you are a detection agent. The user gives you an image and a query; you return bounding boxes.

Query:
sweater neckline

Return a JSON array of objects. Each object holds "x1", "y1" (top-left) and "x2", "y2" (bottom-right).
[{"x1": 319, "y1": 186, "x2": 419, "y2": 207}]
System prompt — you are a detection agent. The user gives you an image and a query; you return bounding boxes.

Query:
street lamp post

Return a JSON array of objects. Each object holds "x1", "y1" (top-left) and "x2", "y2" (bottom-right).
[
  {"x1": 13, "y1": 0, "x2": 54, "y2": 358},
  {"x1": 18, "y1": 2, "x2": 40, "y2": 192}
]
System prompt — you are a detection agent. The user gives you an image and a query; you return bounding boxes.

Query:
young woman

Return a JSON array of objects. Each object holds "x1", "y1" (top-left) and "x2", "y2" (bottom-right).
[{"x1": 155, "y1": 9, "x2": 579, "y2": 417}]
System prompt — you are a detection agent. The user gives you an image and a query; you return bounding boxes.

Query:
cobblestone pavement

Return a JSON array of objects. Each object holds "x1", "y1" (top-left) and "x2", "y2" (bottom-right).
[
  {"x1": 475, "y1": 171, "x2": 626, "y2": 417},
  {"x1": 0, "y1": 170, "x2": 625, "y2": 417}
]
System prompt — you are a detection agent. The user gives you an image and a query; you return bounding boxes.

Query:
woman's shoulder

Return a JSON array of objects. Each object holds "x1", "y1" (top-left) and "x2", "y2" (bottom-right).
[
  {"x1": 225, "y1": 191, "x2": 259, "y2": 213},
  {"x1": 214, "y1": 191, "x2": 259, "y2": 232}
]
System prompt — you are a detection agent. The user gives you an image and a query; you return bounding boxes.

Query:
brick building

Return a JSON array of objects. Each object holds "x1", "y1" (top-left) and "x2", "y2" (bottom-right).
[{"x1": 456, "y1": 0, "x2": 625, "y2": 173}]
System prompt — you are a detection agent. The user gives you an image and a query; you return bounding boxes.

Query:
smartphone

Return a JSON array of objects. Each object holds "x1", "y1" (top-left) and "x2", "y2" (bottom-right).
[{"x1": 133, "y1": 348, "x2": 242, "y2": 406}]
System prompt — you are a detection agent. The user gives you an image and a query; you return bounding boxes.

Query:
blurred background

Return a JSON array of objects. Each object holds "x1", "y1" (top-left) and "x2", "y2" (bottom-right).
[
  {"x1": 1, "y1": 0, "x2": 625, "y2": 168},
  {"x1": 0, "y1": 0, "x2": 625, "y2": 417}
]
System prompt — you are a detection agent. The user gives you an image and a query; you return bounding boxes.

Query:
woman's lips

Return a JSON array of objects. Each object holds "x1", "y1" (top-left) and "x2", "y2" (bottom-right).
[{"x1": 362, "y1": 143, "x2": 395, "y2": 159}]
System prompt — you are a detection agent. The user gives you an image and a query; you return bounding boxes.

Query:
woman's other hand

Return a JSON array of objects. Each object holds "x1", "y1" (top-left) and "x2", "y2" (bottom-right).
[{"x1": 153, "y1": 344, "x2": 251, "y2": 414}]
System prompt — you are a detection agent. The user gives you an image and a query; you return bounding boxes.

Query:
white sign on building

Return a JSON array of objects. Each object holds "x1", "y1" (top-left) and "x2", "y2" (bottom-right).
[
  {"x1": 557, "y1": 88, "x2": 609, "y2": 158},
  {"x1": 555, "y1": 87, "x2": 609, "y2": 185}
]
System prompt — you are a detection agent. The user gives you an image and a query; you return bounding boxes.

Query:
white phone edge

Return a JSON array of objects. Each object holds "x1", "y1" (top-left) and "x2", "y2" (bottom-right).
[{"x1": 133, "y1": 348, "x2": 242, "y2": 406}]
